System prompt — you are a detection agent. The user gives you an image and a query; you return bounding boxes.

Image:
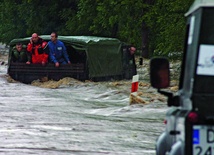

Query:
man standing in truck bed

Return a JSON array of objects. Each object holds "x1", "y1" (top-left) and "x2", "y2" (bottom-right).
[
  {"x1": 48, "y1": 32, "x2": 71, "y2": 67},
  {"x1": 26, "y1": 33, "x2": 49, "y2": 65}
]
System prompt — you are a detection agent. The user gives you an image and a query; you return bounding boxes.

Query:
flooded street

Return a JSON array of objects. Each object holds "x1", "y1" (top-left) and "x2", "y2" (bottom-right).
[{"x1": 0, "y1": 63, "x2": 167, "y2": 155}]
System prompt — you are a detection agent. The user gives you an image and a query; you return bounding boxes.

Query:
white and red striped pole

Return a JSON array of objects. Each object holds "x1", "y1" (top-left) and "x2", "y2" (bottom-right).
[
  {"x1": 130, "y1": 75, "x2": 147, "y2": 104},
  {"x1": 131, "y1": 75, "x2": 139, "y2": 96}
]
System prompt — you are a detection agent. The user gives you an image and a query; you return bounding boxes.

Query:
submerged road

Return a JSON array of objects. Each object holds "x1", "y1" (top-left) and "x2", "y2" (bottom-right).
[{"x1": 0, "y1": 64, "x2": 167, "y2": 155}]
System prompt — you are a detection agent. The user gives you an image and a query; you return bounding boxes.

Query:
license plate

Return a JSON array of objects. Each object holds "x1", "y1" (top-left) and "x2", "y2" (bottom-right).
[{"x1": 193, "y1": 125, "x2": 214, "y2": 155}]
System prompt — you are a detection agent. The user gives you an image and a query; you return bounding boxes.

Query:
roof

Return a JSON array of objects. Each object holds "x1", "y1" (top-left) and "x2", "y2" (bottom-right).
[
  {"x1": 185, "y1": 0, "x2": 214, "y2": 16},
  {"x1": 9, "y1": 35, "x2": 121, "y2": 46}
]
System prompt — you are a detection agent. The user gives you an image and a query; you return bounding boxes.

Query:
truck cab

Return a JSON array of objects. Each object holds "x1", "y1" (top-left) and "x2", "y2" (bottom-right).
[{"x1": 150, "y1": 0, "x2": 214, "y2": 154}]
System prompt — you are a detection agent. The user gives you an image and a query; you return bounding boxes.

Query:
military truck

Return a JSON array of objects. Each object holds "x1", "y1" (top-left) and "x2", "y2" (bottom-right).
[
  {"x1": 150, "y1": 0, "x2": 214, "y2": 155},
  {"x1": 8, "y1": 36, "x2": 137, "y2": 83}
]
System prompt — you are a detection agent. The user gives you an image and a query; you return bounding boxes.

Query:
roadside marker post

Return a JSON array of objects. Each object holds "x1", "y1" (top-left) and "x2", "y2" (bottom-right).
[
  {"x1": 129, "y1": 74, "x2": 148, "y2": 105},
  {"x1": 131, "y1": 75, "x2": 139, "y2": 96}
]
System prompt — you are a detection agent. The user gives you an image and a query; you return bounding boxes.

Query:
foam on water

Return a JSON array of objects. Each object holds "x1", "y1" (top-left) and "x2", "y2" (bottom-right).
[{"x1": 0, "y1": 65, "x2": 167, "y2": 155}]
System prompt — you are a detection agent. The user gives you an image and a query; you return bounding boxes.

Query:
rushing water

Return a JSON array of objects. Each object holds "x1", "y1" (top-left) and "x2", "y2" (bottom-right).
[{"x1": 0, "y1": 65, "x2": 167, "y2": 155}]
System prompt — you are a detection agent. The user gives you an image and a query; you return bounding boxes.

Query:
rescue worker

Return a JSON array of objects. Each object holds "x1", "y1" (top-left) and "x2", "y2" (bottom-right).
[
  {"x1": 26, "y1": 33, "x2": 49, "y2": 65},
  {"x1": 122, "y1": 44, "x2": 137, "y2": 78},
  {"x1": 48, "y1": 32, "x2": 71, "y2": 67},
  {"x1": 11, "y1": 43, "x2": 31, "y2": 64}
]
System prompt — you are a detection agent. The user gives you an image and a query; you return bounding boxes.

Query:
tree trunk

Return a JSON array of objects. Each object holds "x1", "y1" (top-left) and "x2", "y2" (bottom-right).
[
  {"x1": 142, "y1": 0, "x2": 155, "y2": 58},
  {"x1": 142, "y1": 21, "x2": 149, "y2": 58},
  {"x1": 111, "y1": 23, "x2": 118, "y2": 38}
]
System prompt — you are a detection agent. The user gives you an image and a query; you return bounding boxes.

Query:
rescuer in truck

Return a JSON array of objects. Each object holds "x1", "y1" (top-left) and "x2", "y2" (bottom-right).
[
  {"x1": 26, "y1": 33, "x2": 49, "y2": 65},
  {"x1": 48, "y1": 32, "x2": 71, "y2": 67}
]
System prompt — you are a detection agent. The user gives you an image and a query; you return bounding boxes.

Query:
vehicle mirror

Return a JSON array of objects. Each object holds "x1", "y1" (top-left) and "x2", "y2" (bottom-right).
[{"x1": 150, "y1": 57, "x2": 170, "y2": 89}]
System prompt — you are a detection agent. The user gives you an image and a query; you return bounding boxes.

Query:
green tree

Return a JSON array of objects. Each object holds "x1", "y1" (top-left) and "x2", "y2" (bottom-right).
[
  {"x1": 68, "y1": 0, "x2": 145, "y2": 47},
  {"x1": 0, "y1": 0, "x2": 194, "y2": 59},
  {"x1": 144, "y1": 0, "x2": 194, "y2": 58},
  {"x1": 0, "y1": 0, "x2": 27, "y2": 43},
  {"x1": 0, "y1": 0, "x2": 78, "y2": 43}
]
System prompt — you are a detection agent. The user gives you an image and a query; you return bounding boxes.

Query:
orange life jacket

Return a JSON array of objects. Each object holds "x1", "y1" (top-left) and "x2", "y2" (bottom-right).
[{"x1": 27, "y1": 38, "x2": 49, "y2": 64}]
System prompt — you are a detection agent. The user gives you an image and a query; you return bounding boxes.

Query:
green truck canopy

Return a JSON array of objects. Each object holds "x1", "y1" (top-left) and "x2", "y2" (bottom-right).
[{"x1": 9, "y1": 35, "x2": 125, "y2": 78}]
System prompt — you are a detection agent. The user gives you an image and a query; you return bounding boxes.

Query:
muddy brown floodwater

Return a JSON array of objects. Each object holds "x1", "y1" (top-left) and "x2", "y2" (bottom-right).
[{"x1": 0, "y1": 54, "x2": 180, "y2": 155}]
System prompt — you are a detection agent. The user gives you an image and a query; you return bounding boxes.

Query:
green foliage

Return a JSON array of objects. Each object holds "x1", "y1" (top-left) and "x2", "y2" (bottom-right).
[
  {"x1": 0, "y1": 0, "x2": 26, "y2": 43},
  {"x1": 144, "y1": 0, "x2": 194, "y2": 58},
  {"x1": 73, "y1": 0, "x2": 145, "y2": 46},
  {"x1": 0, "y1": 0, "x2": 194, "y2": 59}
]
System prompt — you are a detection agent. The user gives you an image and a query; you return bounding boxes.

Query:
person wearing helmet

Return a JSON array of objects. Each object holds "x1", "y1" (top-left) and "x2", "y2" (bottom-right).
[{"x1": 26, "y1": 33, "x2": 49, "y2": 65}]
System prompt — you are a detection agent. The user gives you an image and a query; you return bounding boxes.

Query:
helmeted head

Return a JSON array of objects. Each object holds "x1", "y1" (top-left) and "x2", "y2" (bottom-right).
[
  {"x1": 31, "y1": 33, "x2": 39, "y2": 43},
  {"x1": 50, "y1": 32, "x2": 58, "y2": 43}
]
